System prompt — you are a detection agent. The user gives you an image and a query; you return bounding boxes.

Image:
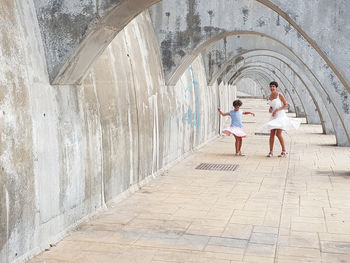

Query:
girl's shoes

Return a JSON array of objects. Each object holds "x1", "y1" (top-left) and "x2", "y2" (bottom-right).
[
  {"x1": 278, "y1": 151, "x2": 288, "y2": 157},
  {"x1": 236, "y1": 151, "x2": 245, "y2": 156},
  {"x1": 266, "y1": 152, "x2": 273, "y2": 157}
]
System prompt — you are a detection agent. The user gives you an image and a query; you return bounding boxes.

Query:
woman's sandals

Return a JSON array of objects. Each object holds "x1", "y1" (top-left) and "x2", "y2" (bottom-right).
[
  {"x1": 278, "y1": 151, "x2": 288, "y2": 158},
  {"x1": 235, "y1": 151, "x2": 245, "y2": 156},
  {"x1": 266, "y1": 151, "x2": 288, "y2": 157}
]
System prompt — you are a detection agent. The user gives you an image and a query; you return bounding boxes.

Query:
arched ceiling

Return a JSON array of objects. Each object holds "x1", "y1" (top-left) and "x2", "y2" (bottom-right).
[
  {"x1": 198, "y1": 34, "x2": 348, "y2": 143},
  {"x1": 34, "y1": 0, "x2": 161, "y2": 84},
  {"x1": 233, "y1": 71, "x2": 298, "y2": 114},
  {"x1": 34, "y1": 0, "x2": 350, "y2": 146},
  {"x1": 35, "y1": 0, "x2": 349, "y2": 90},
  {"x1": 227, "y1": 65, "x2": 308, "y2": 120},
  {"x1": 224, "y1": 64, "x2": 348, "y2": 144}
]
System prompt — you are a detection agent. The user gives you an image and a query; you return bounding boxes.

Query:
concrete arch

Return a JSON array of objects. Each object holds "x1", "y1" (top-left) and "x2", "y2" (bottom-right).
[
  {"x1": 234, "y1": 74, "x2": 270, "y2": 99},
  {"x1": 221, "y1": 59, "x2": 310, "y2": 121},
  {"x1": 164, "y1": 32, "x2": 350, "y2": 145},
  {"x1": 227, "y1": 65, "x2": 350, "y2": 142},
  {"x1": 230, "y1": 68, "x2": 300, "y2": 116},
  {"x1": 213, "y1": 49, "x2": 337, "y2": 135},
  {"x1": 37, "y1": 0, "x2": 350, "y2": 96},
  {"x1": 218, "y1": 59, "x2": 300, "y2": 117},
  {"x1": 233, "y1": 71, "x2": 297, "y2": 114},
  {"x1": 224, "y1": 60, "x2": 338, "y2": 136},
  {"x1": 201, "y1": 35, "x2": 335, "y2": 123},
  {"x1": 227, "y1": 66, "x2": 306, "y2": 121},
  {"x1": 34, "y1": 0, "x2": 162, "y2": 84},
  {"x1": 150, "y1": 0, "x2": 349, "y2": 93},
  {"x1": 233, "y1": 57, "x2": 321, "y2": 124},
  {"x1": 255, "y1": 0, "x2": 350, "y2": 91},
  {"x1": 35, "y1": 1, "x2": 350, "y2": 144},
  {"x1": 149, "y1": 1, "x2": 350, "y2": 145}
]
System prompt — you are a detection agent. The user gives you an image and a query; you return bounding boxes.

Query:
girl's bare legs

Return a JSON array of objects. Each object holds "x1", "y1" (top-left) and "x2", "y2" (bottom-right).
[
  {"x1": 276, "y1": 129, "x2": 286, "y2": 152},
  {"x1": 238, "y1": 137, "x2": 243, "y2": 153},
  {"x1": 234, "y1": 135, "x2": 239, "y2": 153},
  {"x1": 269, "y1": 129, "x2": 277, "y2": 153}
]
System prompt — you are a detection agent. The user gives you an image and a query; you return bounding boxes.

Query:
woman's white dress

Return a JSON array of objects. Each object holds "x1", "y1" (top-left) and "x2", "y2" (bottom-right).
[{"x1": 261, "y1": 94, "x2": 302, "y2": 132}]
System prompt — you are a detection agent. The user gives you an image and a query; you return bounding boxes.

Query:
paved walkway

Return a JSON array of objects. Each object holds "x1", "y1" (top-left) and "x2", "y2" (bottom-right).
[{"x1": 29, "y1": 99, "x2": 350, "y2": 263}]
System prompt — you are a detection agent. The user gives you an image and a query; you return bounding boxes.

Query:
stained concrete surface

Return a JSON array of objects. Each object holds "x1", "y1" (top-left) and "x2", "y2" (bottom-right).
[{"x1": 27, "y1": 99, "x2": 350, "y2": 263}]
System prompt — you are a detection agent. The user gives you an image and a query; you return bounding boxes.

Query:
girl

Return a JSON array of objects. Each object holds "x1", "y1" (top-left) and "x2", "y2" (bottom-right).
[
  {"x1": 261, "y1": 81, "x2": 302, "y2": 157},
  {"x1": 218, "y1": 99, "x2": 255, "y2": 156}
]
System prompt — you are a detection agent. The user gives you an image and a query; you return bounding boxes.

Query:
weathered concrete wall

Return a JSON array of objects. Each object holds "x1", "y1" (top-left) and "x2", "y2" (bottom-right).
[
  {"x1": 33, "y1": 0, "x2": 162, "y2": 84},
  {"x1": 31, "y1": 0, "x2": 350, "y2": 144},
  {"x1": 149, "y1": 0, "x2": 350, "y2": 146},
  {"x1": 0, "y1": 5, "x2": 220, "y2": 263},
  {"x1": 218, "y1": 83, "x2": 237, "y2": 135},
  {"x1": 236, "y1": 78, "x2": 264, "y2": 98}
]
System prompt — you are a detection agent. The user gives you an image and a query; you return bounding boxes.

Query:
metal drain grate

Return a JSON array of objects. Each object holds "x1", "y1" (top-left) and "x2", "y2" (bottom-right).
[
  {"x1": 254, "y1": 132, "x2": 270, "y2": 136},
  {"x1": 195, "y1": 163, "x2": 239, "y2": 171}
]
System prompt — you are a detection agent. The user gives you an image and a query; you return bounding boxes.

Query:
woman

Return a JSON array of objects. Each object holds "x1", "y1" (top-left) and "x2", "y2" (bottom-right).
[{"x1": 261, "y1": 81, "x2": 302, "y2": 157}]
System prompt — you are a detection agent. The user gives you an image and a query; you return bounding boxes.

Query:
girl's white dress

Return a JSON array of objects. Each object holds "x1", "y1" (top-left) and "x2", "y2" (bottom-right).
[
  {"x1": 261, "y1": 93, "x2": 302, "y2": 132},
  {"x1": 223, "y1": 126, "x2": 247, "y2": 137},
  {"x1": 222, "y1": 109, "x2": 247, "y2": 137}
]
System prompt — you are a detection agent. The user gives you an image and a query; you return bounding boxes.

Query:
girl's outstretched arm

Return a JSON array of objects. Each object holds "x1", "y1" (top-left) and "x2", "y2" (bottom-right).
[
  {"x1": 243, "y1": 111, "x2": 255, "y2": 116},
  {"x1": 218, "y1": 108, "x2": 229, "y2": 116}
]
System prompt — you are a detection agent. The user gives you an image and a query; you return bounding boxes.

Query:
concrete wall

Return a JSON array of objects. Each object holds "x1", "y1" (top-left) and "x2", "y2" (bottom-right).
[
  {"x1": 149, "y1": 0, "x2": 350, "y2": 146},
  {"x1": 235, "y1": 78, "x2": 263, "y2": 97},
  {"x1": 218, "y1": 82, "x2": 237, "y2": 134},
  {"x1": 0, "y1": 5, "x2": 220, "y2": 263}
]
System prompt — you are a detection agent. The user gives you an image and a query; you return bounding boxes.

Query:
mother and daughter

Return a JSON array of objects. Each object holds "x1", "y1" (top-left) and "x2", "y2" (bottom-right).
[{"x1": 218, "y1": 81, "x2": 301, "y2": 157}]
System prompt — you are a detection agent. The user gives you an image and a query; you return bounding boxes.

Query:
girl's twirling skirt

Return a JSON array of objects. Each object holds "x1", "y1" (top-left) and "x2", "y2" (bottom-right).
[{"x1": 222, "y1": 126, "x2": 247, "y2": 137}]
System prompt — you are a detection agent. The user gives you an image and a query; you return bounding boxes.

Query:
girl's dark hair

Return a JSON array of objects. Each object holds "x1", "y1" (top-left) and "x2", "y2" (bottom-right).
[
  {"x1": 233, "y1": 99, "x2": 242, "y2": 107},
  {"x1": 270, "y1": 81, "x2": 278, "y2": 87}
]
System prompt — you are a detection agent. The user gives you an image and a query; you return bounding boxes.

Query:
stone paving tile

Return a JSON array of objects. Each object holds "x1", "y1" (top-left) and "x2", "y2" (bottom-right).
[
  {"x1": 250, "y1": 232, "x2": 278, "y2": 245},
  {"x1": 243, "y1": 255, "x2": 275, "y2": 263},
  {"x1": 221, "y1": 223, "x2": 253, "y2": 239},
  {"x1": 27, "y1": 99, "x2": 350, "y2": 263},
  {"x1": 276, "y1": 255, "x2": 319, "y2": 262},
  {"x1": 245, "y1": 243, "x2": 276, "y2": 257},
  {"x1": 278, "y1": 231, "x2": 319, "y2": 249},
  {"x1": 29, "y1": 259, "x2": 69, "y2": 263},
  {"x1": 277, "y1": 246, "x2": 321, "y2": 259},
  {"x1": 185, "y1": 224, "x2": 225, "y2": 236},
  {"x1": 321, "y1": 240, "x2": 350, "y2": 254},
  {"x1": 203, "y1": 244, "x2": 245, "y2": 259},
  {"x1": 321, "y1": 252, "x2": 350, "y2": 263},
  {"x1": 319, "y1": 233, "x2": 350, "y2": 243}
]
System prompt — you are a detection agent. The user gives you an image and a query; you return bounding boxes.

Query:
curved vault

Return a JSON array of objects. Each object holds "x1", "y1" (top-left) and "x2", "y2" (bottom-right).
[
  {"x1": 37, "y1": 0, "x2": 349, "y2": 92},
  {"x1": 221, "y1": 55, "x2": 323, "y2": 124},
  {"x1": 195, "y1": 34, "x2": 346, "y2": 144},
  {"x1": 227, "y1": 65, "x2": 307, "y2": 121},
  {"x1": 222, "y1": 60, "x2": 340, "y2": 138},
  {"x1": 201, "y1": 35, "x2": 335, "y2": 131},
  {"x1": 149, "y1": 1, "x2": 350, "y2": 144},
  {"x1": 35, "y1": 0, "x2": 350, "y2": 145},
  {"x1": 212, "y1": 51, "x2": 336, "y2": 134},
  {"x1": 232, "y1": 71, "x2": 297, "y2": 114},
  {"x1": 212, "y1": 48, "x2": 338, "y2": 136}
]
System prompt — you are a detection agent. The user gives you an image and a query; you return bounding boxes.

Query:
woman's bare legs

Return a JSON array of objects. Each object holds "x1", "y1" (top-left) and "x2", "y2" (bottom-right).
[
  {"x1": 276, "y1": 129, "x2": 287, "y2": 157},
  {"x1": 276, "y1": 129, "x2": 286, "y2": 152},
  {"x1": 269, "y1": 129, "x2": 277, "y2": 153}
]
